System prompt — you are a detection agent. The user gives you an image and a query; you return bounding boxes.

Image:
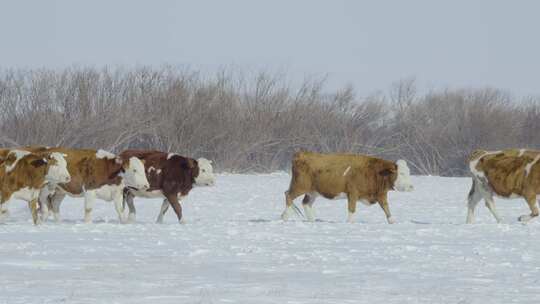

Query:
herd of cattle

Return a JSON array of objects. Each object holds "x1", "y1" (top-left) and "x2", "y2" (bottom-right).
[
  {"x1": 0, "y1": 147, "x2": 214, "y2": 224},
  {"x1": 1, "y1": 147, "x2": 540, "y2": 225}
]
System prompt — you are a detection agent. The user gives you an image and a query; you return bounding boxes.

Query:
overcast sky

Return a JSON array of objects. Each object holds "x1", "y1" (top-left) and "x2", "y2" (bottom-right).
[{"x1": 0, "y1": 0, "x2": 539, "y2": 96}]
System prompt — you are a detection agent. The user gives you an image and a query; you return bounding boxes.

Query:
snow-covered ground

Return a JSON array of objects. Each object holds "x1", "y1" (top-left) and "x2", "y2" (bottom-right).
[{"x1": 1, "y1": 174, "x2": 540, "y2": 304}]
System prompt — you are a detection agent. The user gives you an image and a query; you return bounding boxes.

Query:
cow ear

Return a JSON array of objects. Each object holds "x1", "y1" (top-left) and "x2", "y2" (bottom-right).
[
  {"x1": 31, "y1": 159, "x2": 48, "y2": 168},
  {"x1": 109, "y1": 167, "x2": 125, "y2": 180},
  {"x1": 120, "y1": 158, "x2": 131, "y2": 170},
  {"x1": 379, "y1": 168, "x2": 394, "y2": 176},
  {"x1": 186, "y1": 159, "x2": 196, "y2": 169}
]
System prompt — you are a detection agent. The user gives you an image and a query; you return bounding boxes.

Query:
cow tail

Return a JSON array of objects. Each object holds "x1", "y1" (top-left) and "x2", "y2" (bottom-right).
[{"x1": 467, "y1": 178, "x2": 477, "y2": 202}]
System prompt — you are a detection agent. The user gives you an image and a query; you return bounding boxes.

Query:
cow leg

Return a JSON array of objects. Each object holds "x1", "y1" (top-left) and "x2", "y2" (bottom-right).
[
  {"x1": 28, "y1": 198, "x2": 40, "y2": 225},
  {"x1": 84, "y1": 191, "x2": 96, "y2": 223},
  {"x1": 50, "y1": 192, "x2": 66, "y2": 222},
  {"x1": 0, "y1": 200, "x2": 10, "y2": 218},
  {"x1": 377, "y1": 194, "x2": 395, "y2": 224},
  {"x1": 519, "y1": 193, "x2": 539, "y2": 222},
  {"x1": 466, "y1": 179, "x2": 483, "y2": 224},
  {"x1": 113, "y1": 191, "x2": 127, "y2": 224},
  {"x1": 37, "y1": 187, "x2": 54, "y2": 222},
  {"x1": 302, "y1": 194, "x2": 316, "y2": 222},
  {"x1": 39, "y1": 192, "x2": 49, "y2": 222},
  {"x1": 347, "y1": 194, "x2": 358, "y2": 223},
  {"x1": 282, "y1": 190, "x2": 303, "y2": 221},
  {"x1": 166, "y1": 194, "x2": 184, "y2": 224},
  {"x1": 123, "y1": 189, "x2": 137, "y2": 223},
  {"x1": 484, "y1": 195, "x2": 502, "y2": 223},
  {"x1": 156, "y1": 199, "x2": 170, "y2": 224}
]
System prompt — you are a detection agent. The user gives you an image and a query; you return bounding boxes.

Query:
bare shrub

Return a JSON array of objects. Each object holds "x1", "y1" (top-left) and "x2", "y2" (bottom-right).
[{"x1": 0, "y1": 67, "x2": 538, "y2": 176}]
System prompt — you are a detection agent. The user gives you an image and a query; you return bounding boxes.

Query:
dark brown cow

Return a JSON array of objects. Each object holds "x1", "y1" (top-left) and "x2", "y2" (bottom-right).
[
  {"x1": 282, "y1": 151, "x2": 414, "y2": 223},
  {"x1": 120, "y1": 150, "x2": 215, "y2": 223}
]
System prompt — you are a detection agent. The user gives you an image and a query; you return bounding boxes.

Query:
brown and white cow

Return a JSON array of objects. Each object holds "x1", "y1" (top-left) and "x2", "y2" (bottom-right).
[
  {"x1": 23, "y1": 147, "x2": 149, "y2": 223},
  {"x1": 119, "y1": 150, "x2": 215, "y2": 223},
  {"x1": 467, "y1": 148, "x2": 540, "y2": 223},
  {"x1": 282, "y1": 151, "x2": 414, "y2": 223},
  {"x1": 0, "y1": 149, "x2": 70, "y2": 224}
]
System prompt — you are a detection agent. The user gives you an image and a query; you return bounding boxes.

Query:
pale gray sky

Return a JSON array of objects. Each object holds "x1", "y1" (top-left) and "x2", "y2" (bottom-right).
[{"x1": 1, "y1": 0, "x2": 539, "y2": 96}]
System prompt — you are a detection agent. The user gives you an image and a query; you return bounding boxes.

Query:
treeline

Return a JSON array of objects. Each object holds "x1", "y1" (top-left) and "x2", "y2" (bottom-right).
[{"x1": 0, "y1": 67, "x2": 538, "y2": 176}]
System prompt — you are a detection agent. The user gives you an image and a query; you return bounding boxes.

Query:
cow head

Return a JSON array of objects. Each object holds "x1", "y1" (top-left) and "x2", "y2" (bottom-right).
[
  {"x1": 43, "y1": 152, "x2": 71, "y2": 184},
  {"x1": 120, "y1": 157, "x2": 150, "y2": 190},
  {"x1": 394, "y1": 159, "x2": 413, "y2": 192},
  {"x1": 194, "y1": 158, "x2": 215, "y2": 186}
]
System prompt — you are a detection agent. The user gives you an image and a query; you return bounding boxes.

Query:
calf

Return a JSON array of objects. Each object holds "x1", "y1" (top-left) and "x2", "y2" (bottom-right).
[
  {"x1": 0, "y1": 149, "x2": 70, "y2": 224},
  {"x1": 282, "y1": 151, "x2": 414, "y2": 223},
  {"x1": 467, "y1": 148, "x2": 540, "y2": 223},
  {"x1": 119, "y1": 150, "x2": 215, "y2": 223}
]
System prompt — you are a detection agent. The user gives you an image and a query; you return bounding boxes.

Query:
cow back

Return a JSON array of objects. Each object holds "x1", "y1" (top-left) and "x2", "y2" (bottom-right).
[{"x1": 292, "y1": 151, "x2": 397, "y2": 199}]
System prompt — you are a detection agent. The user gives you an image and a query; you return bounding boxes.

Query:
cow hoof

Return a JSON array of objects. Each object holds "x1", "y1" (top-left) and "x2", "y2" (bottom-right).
[
  {"x1": 179, "y1": 218, "x2": 187, "y2": 224},
  {"x1": 387, "y1": 217, "x2": 396, "y2": 224},
  {"x1": 0, "y1": 209, "x2": 9, "y2": 218},
  {"x1": 304, "y1": 214, "x2": 315, "y2": 222},
  {"x1": 518, "y1": 215, "x2": 532, "y2": 222},
  {"x1": 281, "y1": 212, "x2": 289, "y2": 221},
  {"x1": 127, "y1": 213, "x2": 136, "y2": 223}
]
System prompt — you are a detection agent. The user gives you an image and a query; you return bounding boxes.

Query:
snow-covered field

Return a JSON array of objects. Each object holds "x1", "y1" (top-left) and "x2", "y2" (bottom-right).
[{"x1": 1, "y1": 174, "x2": 540, "y2": 304}]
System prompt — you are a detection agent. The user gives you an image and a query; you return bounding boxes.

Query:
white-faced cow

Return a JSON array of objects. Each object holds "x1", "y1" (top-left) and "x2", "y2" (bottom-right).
[
  {"x1": 23, "y1": 146, "x2": 149, "y2": 223},
  {"x1": 467, "y1": 148, "x2": 540, "y2": 224},
  {"x1": 119, "y1": 150, "x2": 215, "y2": 223},
  {"x1": 0, "y1": 149, "x2": 70, "y2": 224},
  {"x1": 282, "y1": 151, "x2": 414, "y2": 224}
]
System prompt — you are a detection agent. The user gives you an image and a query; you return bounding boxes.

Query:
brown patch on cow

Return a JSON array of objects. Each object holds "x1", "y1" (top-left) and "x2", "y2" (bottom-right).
[
  {"x1": 31, "y1": 159, "x2": 48, "y2": 168},
  {"x1": 119, "y1": 149, "x2": 201, "y2": 222}
]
